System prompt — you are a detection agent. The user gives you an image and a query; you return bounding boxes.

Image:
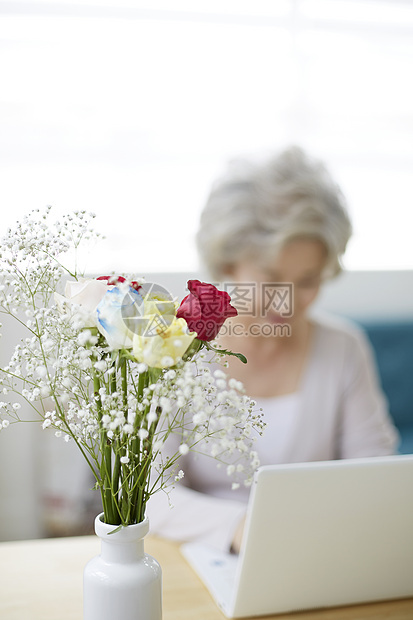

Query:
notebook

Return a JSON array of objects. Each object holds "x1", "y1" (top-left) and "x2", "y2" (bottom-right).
[{"x1": 181, "y1": 454, "x2": 413, "y2": 618}]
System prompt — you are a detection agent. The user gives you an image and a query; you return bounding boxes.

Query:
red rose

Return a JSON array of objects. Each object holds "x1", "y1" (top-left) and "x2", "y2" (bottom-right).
[
  {"x1": 97, "y1": 275, "x2": 141, "y2": 291},
  {"x1": 176, "y1": 280, "x2": 237, "y2": 341}
]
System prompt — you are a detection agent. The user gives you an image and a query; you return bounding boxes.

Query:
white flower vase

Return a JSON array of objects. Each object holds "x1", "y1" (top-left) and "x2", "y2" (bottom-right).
[{"x1": 83, "y1": 514, "x2": 162, "y2": 620}]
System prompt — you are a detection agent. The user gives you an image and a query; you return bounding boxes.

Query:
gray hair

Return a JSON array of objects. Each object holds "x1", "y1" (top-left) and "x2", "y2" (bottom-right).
[{"x1": 196, "y1": 146, "x2": 352, "y2": 280}]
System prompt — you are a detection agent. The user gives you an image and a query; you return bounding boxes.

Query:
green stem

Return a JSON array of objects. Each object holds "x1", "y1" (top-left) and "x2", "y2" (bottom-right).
[
  {"x1": 120, "y1": 356, "x2": 128, "y2": 410},
  {"x1": 94, "y1": 370, "x2": 116, "y2": 524},
  {"x1": 133, "y1": 404, "x2": 162, "y2": 523},
  {"x1": 118, "y1": 356, "x2": 128, "y2": 522},
  {"x1": 127, "y1": 369, "x2": 150, "y2": 523},
  {"x1": 111, "y1": 450, "x2": 122, "y2": 523}
]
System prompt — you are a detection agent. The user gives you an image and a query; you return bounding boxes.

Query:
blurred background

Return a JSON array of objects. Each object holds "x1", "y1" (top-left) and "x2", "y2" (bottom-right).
[{"x1": 0, "y1": 0, "x2": 412, "y2": 541}]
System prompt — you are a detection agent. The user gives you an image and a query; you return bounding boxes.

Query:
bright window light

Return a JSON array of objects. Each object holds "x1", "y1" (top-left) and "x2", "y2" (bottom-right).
[{"x1": 0, "y1": 1, "x2": 412, "y2": 273}]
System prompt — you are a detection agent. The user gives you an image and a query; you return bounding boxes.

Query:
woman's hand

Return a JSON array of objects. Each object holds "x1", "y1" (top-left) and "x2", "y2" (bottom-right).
[{"x1": 230, "y1": 515, "x2": 246, "y2": 554}]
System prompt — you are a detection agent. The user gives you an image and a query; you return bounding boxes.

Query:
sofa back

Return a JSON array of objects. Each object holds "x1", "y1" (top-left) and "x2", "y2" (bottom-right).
[{"x1": 357, "y1": 320, "x2": 413, "y2": 454}]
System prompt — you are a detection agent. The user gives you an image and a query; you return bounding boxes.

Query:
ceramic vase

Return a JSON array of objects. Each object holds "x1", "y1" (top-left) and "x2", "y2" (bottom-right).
[{"x1": 83, "y1": 513, "x2": 162, "y2": 620}]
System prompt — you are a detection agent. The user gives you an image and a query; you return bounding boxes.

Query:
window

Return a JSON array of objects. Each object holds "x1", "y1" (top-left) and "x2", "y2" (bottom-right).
[{"x1": 0, "y1": 0, "x2": 412, "y2": 273}]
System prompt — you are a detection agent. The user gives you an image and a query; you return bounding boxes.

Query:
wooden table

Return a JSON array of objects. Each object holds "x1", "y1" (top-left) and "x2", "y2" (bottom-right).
[{"x1": 1, "y1": 535, "x2": 412, "y2": 620}]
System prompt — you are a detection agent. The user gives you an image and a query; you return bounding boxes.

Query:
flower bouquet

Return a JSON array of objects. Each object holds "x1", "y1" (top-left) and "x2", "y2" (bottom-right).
[{"x1": 0, "y1": 207, "x2": 263, "y2": 532}]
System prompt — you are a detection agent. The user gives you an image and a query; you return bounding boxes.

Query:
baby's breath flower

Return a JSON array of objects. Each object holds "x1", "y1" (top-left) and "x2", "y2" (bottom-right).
[
  {"x1": 146, "y1": 411, "x2": 157, "y2": 425},
  {"x1": 77, "y1": 330, "x2": 93, "y2": 346},
  {"x1": 138, "y1": 428, "x2": 149, "y2": 440},
  {"x1": 0, "y1": 207, "x2": 262, "y2": 528}
]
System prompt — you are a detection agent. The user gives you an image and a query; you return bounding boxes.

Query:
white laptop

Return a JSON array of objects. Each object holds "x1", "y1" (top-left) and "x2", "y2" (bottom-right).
[{"x1": 181, "y1": 455, "x2": 413, "y2": 618}]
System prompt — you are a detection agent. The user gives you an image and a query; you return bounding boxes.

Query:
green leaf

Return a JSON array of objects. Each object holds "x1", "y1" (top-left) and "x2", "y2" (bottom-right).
[
  {"x1": 203, "y1": 342, "x2": 248, "y2": 364},
  {"x1": 107, "y1": 524, "x2": 123, "y2": 535},
  {"x1": 229, "y1": 351, "x2": 248, "y2": 364}
]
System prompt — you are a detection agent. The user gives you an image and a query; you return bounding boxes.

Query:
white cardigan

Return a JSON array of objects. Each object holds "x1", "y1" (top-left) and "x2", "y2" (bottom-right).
[{"x1": 147, "y1": 315, "x2": 399, "y2": 551}]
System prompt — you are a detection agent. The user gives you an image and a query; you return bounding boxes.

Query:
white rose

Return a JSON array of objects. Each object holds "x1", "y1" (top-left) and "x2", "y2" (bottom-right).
[{"x1": 55, "y1": 278, "x2": 108, "y2": 327}]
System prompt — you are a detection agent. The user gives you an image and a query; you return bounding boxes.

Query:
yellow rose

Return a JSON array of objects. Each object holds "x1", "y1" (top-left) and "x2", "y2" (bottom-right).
[
  {"x1": 121, "y1": 286, "x2": 176, "y2": 338},
  {"x1": 133, "y1": 317, "x2": 196, "y2": 369}
]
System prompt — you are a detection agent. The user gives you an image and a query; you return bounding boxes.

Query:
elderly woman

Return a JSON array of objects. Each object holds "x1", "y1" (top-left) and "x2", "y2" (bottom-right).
[{"x1": 147, "y1": 146, "x2": 399, "y2": 551}]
